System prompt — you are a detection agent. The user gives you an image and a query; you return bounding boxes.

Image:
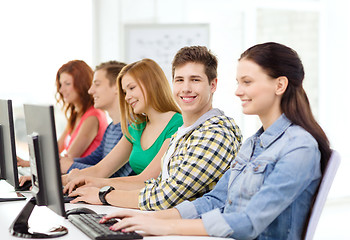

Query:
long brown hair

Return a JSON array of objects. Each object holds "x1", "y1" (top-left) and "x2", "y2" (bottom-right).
[
  {"x1": 239, "y1": 42, "x2": 331, "y2": 173},
  {"x1": 117, "y1": 58, "x2": 181, "y2": 139},
  {"x1": 55, "y1": 60, "x2": 94, "y2": 132}
]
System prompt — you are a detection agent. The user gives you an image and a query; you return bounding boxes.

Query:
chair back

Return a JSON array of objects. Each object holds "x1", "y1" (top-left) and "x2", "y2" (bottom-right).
[{"x1": 304, "y1": 150, "x2": 341, "y2": 240}]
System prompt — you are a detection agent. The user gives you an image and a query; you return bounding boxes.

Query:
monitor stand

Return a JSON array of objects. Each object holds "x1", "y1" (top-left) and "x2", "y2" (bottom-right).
[{"x1": 9, "y1": 197, "x2": 68, "y2": 238}]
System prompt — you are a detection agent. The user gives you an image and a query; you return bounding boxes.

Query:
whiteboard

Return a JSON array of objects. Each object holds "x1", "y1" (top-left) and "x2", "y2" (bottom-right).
[{"x1": 124, "y1": 24, "x2": 209, "y2": 81}]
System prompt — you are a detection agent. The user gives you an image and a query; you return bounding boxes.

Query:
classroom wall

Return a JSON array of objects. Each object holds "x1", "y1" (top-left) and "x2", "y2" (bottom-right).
[
  {"x1": 0, "y1": 0, "x2": 349, "y2": 198},
  {"x1": 91, "y1": 0, "x2": 350, "y2": 198}
]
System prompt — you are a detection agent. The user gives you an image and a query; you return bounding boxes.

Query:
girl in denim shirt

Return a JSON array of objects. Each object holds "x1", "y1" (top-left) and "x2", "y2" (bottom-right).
[{"x1": 101, "y1": 42, "x2": 331, "y2": 240}]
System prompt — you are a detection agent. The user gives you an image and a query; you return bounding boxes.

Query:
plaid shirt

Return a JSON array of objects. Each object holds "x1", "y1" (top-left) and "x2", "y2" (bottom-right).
[{"x1": 139, "y1": 114, "x2": 242, "y2": 210}]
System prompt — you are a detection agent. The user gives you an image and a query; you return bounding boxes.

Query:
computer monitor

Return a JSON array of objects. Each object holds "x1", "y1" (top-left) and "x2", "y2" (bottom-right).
[
  {"x1": 10, "y1": 104, "x2": 68, "y2": 238},
  {"x1": 0, "y1": 99, "x2": 21, "y2": 189}
]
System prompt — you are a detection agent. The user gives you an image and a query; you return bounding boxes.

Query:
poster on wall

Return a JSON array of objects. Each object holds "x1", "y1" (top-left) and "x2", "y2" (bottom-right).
[{"x1": 124, "y1": 24, "x2": 209, "y2": 81}]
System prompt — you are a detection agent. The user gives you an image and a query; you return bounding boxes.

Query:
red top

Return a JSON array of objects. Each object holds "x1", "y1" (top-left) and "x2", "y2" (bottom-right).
[{"x1": 63, "y1": 106, "x2": 108, "y2": 157}]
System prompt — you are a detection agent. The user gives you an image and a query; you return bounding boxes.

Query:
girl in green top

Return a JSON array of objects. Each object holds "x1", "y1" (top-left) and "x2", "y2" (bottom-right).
[
  {"x1": 127, "y1": 113, "x2": 183, "y2": 174},
  {"x1": 63, "y1": 59, "x2": 183, "y2": 187}
]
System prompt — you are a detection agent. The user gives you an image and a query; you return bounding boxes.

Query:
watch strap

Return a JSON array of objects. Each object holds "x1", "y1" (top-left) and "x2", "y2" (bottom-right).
[{"x1": 99, "y1": 186, "x2": 115, "y2": 205}]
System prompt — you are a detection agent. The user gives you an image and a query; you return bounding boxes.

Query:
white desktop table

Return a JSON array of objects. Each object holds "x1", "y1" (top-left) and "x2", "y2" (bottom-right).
[{"x1": 0, "y1": 191, "x2": 231, "y2": 240}]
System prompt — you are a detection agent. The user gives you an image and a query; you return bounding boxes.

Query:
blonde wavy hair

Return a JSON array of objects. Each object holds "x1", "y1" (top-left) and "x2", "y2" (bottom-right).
[{"x1": 117, "y1": 58, "x2": 181, "y2": 139}]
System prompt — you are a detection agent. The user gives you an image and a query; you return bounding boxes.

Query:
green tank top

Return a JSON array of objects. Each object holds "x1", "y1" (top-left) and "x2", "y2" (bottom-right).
[{"x1": 126, "y1": 113, "x2": 183, "y2": 174}]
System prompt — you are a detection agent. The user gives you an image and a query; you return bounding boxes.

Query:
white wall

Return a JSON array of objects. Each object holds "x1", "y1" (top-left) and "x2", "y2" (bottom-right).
[
  {"x1": 92, "y1": 0, "x2": 350, "y2": 198},
  {"x1": 0, "y1": 0, "x2": 93, "y2": 106},
  {"x1": 318, "y1": 0, "x2": 350, "y2": 198},
  {"x1": 0, "y1": 0, "x2": 93, "y2": 152},
  {"x1": 0, "y1": 0, "x2": 349, "y2": 198}
]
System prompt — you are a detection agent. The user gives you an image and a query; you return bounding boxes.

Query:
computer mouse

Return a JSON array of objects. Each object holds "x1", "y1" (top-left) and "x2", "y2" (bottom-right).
[
  {"x1": 16, "y1": 180, "x2": 32, "y2": 191},
  {"x1": 66, "y1": 207, "x2": 96, "y2": 216}
]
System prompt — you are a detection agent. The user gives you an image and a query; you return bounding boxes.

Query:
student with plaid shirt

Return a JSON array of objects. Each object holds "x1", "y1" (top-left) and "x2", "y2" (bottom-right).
[{"x1": 66, "y1": 46, "x2": 242, "y2": 210}]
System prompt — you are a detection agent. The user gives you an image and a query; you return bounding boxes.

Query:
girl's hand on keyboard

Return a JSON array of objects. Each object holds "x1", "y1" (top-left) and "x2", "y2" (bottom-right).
[
  {"x1": 108, "y1": 214, "x2": 174, "y2": 235},
  {"x1": 101, "y1": 210, "x2": 164, "y2": 234},
  {"x1": 104, "y1": 209, "x2": 206, "y2": 236},
  {"x1": 101, "y1": 209, "x2": 144, "y2": 223}
]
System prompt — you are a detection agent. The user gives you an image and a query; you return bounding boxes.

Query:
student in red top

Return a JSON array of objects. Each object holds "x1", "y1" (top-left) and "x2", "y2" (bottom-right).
[
  {"x1": 17, "y1": 60, "x2": 108, "y2": 169},
  {"x1": 56, "y1": 60, "x2": 108, "y2": 159}
]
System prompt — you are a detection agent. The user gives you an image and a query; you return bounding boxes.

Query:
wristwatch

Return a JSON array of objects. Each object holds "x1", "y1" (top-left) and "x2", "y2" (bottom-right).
[{"x1": 99, "y1": 186, "x2": 115, "y2": 205}]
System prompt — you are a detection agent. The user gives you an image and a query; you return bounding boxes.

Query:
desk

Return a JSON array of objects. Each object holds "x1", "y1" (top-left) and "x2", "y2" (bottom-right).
[{"x1": 0, "y1": 192, "x2": 230, "y2": 240}]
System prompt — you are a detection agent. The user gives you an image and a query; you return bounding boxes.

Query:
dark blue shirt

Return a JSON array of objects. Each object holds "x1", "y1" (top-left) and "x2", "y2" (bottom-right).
[{"x1": 68, "y1": 122, "x2": 133, "y2": 177}]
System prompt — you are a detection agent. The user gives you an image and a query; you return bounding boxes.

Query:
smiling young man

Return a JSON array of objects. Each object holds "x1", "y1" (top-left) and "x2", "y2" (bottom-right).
[
  {"x1": 137, "y1": 46, "x2": 242, "y2": 210},
  {"x1": 60, "y1": 61, "x2": 133, "y2": 177},
  {"x1": 68, "y1": 46, "x2": 242, "y2": 210}
]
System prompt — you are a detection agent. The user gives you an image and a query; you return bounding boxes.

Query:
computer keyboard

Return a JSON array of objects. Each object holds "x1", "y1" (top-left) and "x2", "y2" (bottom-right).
[{"x1": 68, "y1": 213, "x2": 143, "y2": 240}]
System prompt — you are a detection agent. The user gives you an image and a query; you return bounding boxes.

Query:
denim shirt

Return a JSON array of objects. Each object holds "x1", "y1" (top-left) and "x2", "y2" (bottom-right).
[{"x1": 176, "y1": 114, "x2": 321, "y2": 240}]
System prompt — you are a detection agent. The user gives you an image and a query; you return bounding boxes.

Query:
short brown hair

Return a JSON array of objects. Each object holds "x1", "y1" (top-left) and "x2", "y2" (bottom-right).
[
  {"x1": 172, "y1": 46, "x2": 218, "y2": 83},
  {"x1": 95, "y1": 61, "x2": 127, "y2": 86}
]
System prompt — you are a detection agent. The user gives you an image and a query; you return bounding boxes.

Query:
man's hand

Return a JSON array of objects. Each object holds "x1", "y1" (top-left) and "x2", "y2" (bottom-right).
[
  {"x1": 17, "y1": 156, "x2": 30, "y2": 167},
  {"x1": 62, "y1": 168, "x2": 81, "y2": 186},
  {"x1": 69, "y1": 186, "x2": 101, "y2": 205},
  {"x1": 63, "y1": 176, "x2": 109, "y2": 194}
]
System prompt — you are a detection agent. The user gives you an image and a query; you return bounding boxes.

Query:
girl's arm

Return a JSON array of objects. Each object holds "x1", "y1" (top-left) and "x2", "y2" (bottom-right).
[
  {"x1": 57, "y1": 128, "x2": 68, "y2": 154},
  {"x1": 115, "y1": 218, "x2": 208, "y2": 236},
  {"x1": 68, "y1": 138, "x2": 170, "y2": 208},
  {"x1": 65, "y1": 115, "x2": 99, "y2": 158},
  {"x1": 102, "y1": 208, "x2": 207, "y2": 236},
  {"x1": 68, "y1": 138, "x2": 172, "y2": 207},
  {"x1": 63, "y1": 136, "x2": 132, "y2": 186}
]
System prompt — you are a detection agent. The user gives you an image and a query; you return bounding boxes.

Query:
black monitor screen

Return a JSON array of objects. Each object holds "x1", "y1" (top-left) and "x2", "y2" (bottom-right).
[
  {"x1": 24, "y1": 104, "x2": 66, "y2": 217},
  {"x1": 0, "y1": 99, "x2": 20, "y2": 189}
]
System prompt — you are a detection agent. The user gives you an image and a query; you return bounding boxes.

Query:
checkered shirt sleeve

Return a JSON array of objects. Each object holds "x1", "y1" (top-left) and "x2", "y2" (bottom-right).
[{"x1": 138, "y1": 116, "x2": 242, "y2": 210}]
